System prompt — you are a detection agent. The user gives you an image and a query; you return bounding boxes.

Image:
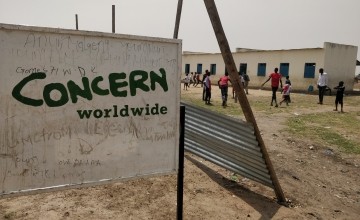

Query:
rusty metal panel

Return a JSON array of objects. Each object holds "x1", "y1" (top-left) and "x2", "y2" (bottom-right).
[{"x1": 182, "y1": 102, "x2": 273, "y2": 187}]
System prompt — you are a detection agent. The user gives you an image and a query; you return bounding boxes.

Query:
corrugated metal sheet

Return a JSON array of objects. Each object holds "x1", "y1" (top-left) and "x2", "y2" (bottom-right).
[{"x1": 182, "y1": 102, "x2": 273, "y2": 188}]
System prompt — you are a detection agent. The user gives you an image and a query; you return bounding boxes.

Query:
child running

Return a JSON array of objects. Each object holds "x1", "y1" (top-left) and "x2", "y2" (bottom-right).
[
  {"x1": 279, "y1": 83, "x2": 291, "y2": 106},
  {"x1": 184, "y1": 73, "x2": 190, "y2": 90}
]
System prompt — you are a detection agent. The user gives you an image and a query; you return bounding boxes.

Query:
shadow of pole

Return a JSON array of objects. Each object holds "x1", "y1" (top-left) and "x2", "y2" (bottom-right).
[{"x1": 185, "y1": 154, "x2": 284, "y2": 219}]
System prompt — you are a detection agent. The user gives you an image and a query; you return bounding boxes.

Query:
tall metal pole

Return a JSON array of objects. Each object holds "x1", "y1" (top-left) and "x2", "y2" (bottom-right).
[
  {"x1": 174, "y1": 2, "x2": 184, "y2": 218},
  {"x1": 173, "y1": 0, "x2": 183, "y2": 39},
  {"x1": 75, "y1": 14, "x2": 78, "y2": 30},
  {"x1": 177, "y1": 106, "x2": 185, "y2": 220},
  {"x1": 112, "y1": 5, "x2": 115, "y2": 33},
  {"x1": 203, "y1": 0, "x2": 286, "y2": 204}
]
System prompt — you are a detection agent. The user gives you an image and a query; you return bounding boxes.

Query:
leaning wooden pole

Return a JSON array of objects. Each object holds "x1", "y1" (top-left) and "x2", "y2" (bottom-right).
[
  {"x1": 203, "y1": 0, "x2": 286, "y2": 203},
  {"x1": 173, "y1": 0, "x2": 183, "y2": 39}
]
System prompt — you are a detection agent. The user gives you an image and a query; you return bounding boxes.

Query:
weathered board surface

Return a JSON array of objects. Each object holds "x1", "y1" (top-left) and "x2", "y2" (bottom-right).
[{"x1": 0, "y1": 23, "x2": 181, "y2": 196}]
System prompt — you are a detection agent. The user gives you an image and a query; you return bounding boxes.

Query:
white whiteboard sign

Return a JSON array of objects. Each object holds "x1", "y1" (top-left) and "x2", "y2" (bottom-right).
[{"x1": 0, "y1": 24, "x2": 181, "y2": 196}]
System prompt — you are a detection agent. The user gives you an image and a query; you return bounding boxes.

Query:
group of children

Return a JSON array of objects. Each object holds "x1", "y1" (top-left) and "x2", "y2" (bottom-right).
[
  {"x1": 259, "y1": 67, "x2": 346, "y2": 112},
  {"x1": 268, "y1": 76, "x2": 345, "y2": 112},
  {"x1": 265, "y1": 76, "x2": 345, "y2": 112},
  {"x1": 183, "y1": 72, "x2": 201, "y2": 90},
  {"x1": 184, "y1": 71, "x2": 346, "y2": 112}
]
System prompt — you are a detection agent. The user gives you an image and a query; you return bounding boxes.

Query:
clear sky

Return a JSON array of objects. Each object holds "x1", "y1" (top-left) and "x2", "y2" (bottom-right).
[{"x1": 1, "y1": 0, "x2": 360, "y2": 61}]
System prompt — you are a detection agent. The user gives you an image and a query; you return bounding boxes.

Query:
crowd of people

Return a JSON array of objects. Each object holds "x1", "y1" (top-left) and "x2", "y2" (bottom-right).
[
  {"x1": 183, "y1": 72, "x2": 202, "y2": 90},
  {"x1": 183, "y1": 67, "x2": 346, "y2": 112}
]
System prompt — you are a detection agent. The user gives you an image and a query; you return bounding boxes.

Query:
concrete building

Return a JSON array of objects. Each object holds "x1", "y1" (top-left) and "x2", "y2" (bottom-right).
[{"x1": 182, "y1": 42, "x2": 358, "y2": 91}]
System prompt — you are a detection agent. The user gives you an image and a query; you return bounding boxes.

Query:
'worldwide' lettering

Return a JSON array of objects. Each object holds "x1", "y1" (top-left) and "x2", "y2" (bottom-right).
[{"x1": 76, "y1": 103, "x2": 168, "y2": 119}]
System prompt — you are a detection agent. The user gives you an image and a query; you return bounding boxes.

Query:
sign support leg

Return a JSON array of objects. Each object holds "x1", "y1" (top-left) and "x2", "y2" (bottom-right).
[{"x1": 177, "y1": 105, "x2": 185, "y2": 220}]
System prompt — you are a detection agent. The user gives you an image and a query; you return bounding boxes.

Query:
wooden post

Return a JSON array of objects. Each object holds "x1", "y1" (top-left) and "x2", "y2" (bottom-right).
[
  {"x1": 112, "y1": 5, "x2": 115, "y2": 33},
  {"x1": 75, "y1": 14, "x2": 78, "y2": 30},
  {"x1": 203, "y1": 0, "x2": 286, "y2": 204},
  {"x1": 173, "y1": 0, "x2": 183, "y2": 39}
]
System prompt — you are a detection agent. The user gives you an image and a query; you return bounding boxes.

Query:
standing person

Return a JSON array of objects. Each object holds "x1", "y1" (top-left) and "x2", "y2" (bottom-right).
[
  {"x1": 204, "y1": 71, "x2": 212, "y2": 104},
  {"x1": 333, "y1": 81, "x2": 345, "y2": 112},
  {"x1": 285, "y1": 75, "x2": 291, "y2": 102},
  {"x1": 189, "y1": 72, "x2": 193, "y2": 87},
  {"x1": 183, "y1": 73, "x2": 190, "y2": 90},
  {"x1": 218, "y1": 72, "x2": 231, "y2": 107},
  {"x1": 201, "y1": 71, "x2": 207, "y2": 87},
  {"x1": 242, "y1": 72, "x2": 250, "y2": 94},
  {"x1": 202, "y1": 70, "x2": 209, "y2": 100},
  {"x1": 261, "y1": 67, "x2": 283, "y2": 107},
  {"x1": 279, "y1": 82, "x2": 291, "y2": 106},
  {"x1": 317, "y1": 68, "x2": 328, "y2": 104}
]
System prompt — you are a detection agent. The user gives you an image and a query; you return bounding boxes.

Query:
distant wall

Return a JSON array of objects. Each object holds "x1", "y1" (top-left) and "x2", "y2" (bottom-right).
[
  {"x1": 323, "y1": 42, "x2": 358, "y2": 89},
  {"x1": 182, "y1": 42, "x2": 358, "y2": 91},
  {"x1": 0, "y1": 24, "x2": 181, "y2": 196}
]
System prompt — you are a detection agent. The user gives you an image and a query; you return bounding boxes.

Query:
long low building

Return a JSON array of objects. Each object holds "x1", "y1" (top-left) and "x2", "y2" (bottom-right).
[{"x1": 182, "y1": 42, "x2": 358, "y2": 91}]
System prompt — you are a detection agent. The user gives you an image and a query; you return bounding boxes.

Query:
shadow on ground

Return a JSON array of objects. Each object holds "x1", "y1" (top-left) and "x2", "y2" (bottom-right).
[{"x1": 185, "y1": 154, "x2": 285, "y2": 220}]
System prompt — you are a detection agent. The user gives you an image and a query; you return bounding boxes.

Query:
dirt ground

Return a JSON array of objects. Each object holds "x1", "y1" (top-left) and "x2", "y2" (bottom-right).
[{"x1": 1, "y1": 84, "x2": 360, "y2": 220}]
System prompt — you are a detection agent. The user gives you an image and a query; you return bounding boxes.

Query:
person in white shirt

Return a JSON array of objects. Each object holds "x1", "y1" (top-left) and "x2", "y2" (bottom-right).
[
  {"x1": 184, "y1": 73, "x2": 191, "y2": 90},
  {"x1": 317, "y1": 68, "x2": 328, "y2": 104},
  {"x1": 204, "y1": 71, "x2": 211, "y2": 104}
]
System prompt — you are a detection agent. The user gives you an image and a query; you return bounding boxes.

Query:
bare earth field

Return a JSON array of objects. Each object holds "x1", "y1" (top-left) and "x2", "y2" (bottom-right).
[{"x1": 1, "y1": 84, "x2": 360, "y2": 220}]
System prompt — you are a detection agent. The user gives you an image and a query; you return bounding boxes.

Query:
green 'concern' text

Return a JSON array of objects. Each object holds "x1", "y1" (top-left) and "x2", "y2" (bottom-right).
[{"x1": 12, "y1": 68, "x2": 168, "y2": 107}]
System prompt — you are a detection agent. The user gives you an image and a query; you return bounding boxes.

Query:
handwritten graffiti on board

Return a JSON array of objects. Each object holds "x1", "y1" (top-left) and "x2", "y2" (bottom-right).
[{"x1": 0, "y1": 24, "x2": 180, "y2": 195}]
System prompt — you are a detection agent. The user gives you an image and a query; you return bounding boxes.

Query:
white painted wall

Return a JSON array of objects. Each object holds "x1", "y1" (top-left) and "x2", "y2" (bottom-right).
[
  {"x1": 323, "y1": 42, "x2": 358, "y2": 89},
  {"x1": 0, "y1": 24, "x2": 181, "y2": 196},
  {"x1": 232, "y1": 49, "x2": 324, "y2": 90},
  {"x1": 182, "y1": 42, "x2": 358, "y2": 91}
]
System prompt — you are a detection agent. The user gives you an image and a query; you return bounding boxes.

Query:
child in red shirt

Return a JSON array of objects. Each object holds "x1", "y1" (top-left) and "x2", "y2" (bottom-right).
[
  {"x1": 279, "y1": 83, "x2": 291, "y2": 106},
  {"x1": 218, "y1": 72, "x2": 231, "y2": 107}
]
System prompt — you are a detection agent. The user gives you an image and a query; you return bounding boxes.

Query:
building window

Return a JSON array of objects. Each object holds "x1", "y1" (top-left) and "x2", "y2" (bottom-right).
[
  {"x1": 185, "y1": 64, "x2": 190, "y2": 74},
  {"x1": 280, "y1": 63, "x2": 290, "y2": 77},
  {"x1": 197, "y1": 63, "x2": 203, "y2": 73},
  {"x1": 239, "y1": 63, "x2": 247, "y2": 74},
  {"x1": 257, "y1": 63, "x2": 266, "y2": 76},
  {"x1": 210, "y1": 64, "x2": 216, "y2": 75},
  {"x1": 304, "y1": 63, "x2": 316, "y2": 78}
]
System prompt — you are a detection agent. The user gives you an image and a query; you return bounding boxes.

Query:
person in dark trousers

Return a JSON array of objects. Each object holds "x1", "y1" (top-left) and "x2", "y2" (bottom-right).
[
  {"x1": 279, "y1": 82, "x2": 291, "y2": 106},
  {"x1": 201, "y1": 70, "x2": 209, "y2": 101},
  {"x1": 201, "y1": 71, "x2": 207, "y2": 87},
  {"x1": 317, "y1": 68, "x2": 328, "y2": 104},
  {"x1": 242, "y1": 72, "x2": 250, "y2": 94},
  {"x1": 202, "y1": 70, "x2": 210, "y2": 100},
  {"x1": 284, "y1": 75, "x2": 291, "y2": 103},
  {"x1": 333, "y1": 81, "x2": 345, "y2": 112},
  {"x1": 261, "y1": 67, "x2": 283, "y2": 107},
  {"x1": 204, "y1": 71, "x2": 211, "y2": 104},
  {"x1": 218, "y1": 72, "x2": 231, "y2": 107},
  {"x1": 183, "y1": 73, "x2": 190, "y2": 90}
]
